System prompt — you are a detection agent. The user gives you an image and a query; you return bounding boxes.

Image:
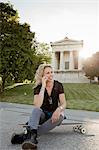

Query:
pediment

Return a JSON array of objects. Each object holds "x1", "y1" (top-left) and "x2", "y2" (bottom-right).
[{"x1": 50, "y1": 37, "x2": 83, "y2": 46}]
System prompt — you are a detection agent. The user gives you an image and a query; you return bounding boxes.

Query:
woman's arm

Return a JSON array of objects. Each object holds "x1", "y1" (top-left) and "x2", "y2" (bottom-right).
[
  {"x1": 51, "y1": 93, "x2": 66, "y2": 123},
  {"x1": 33, "y1": 86, "x2": 45, "y2": 108},
  {"x1": 58, "y1": 93, "x2": 66, "y2": 112},
  {"x1": 33, "y1": 76, "x2": 47, "y2": 108}
]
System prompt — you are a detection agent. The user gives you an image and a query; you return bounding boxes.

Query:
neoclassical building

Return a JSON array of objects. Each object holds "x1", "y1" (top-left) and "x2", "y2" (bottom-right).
[{"x1": 50, "y1": 37, "x2": 89, "y2": 83}]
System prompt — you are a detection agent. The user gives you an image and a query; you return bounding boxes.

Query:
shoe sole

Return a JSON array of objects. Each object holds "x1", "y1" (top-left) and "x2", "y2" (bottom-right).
[{"x1": 22, "y1": 141, "x2": 37, "y2": 149}]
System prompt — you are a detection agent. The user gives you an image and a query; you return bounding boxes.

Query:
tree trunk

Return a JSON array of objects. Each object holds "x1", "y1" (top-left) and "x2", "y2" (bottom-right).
[
  {"x1": 1, "y1": 77, "x2": 6, "y2": 92},
  {"x1": 0, "y1": 79, "x2": 3, "y2": 93},
  {"x1": 0, "y1": 83, "x2": 3, "y2": 93},
  {"x1": 0, "y1": 85, "x2": 3, "y2": 93}
]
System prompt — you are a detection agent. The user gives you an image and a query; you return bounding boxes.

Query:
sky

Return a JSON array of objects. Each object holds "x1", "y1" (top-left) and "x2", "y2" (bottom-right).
[{"x1": 2, "y1": 0, "x2": 99, "y2": 58}]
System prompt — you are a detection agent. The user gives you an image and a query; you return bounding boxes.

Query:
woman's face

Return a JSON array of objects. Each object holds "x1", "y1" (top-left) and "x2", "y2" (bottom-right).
[{"x1": 43, "y1": 67, "x2": 54, "y2": 81}]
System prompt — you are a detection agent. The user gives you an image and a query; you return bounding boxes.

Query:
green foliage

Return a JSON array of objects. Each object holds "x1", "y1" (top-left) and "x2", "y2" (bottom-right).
[
  {"x1": 36, "y1": 42, "x2": 51, "y2": 55},
  {"x1": 34, "y1": 42, "x2": 51, "y2": 69},
  {"x1": 0, "y1": 2, "x2": 36, "y2": 91},
  {"x1": 0, "y1": 2, "x2": 52, "y2": 93},
  {"x1": 0, "y1": 2, "x2": 18, "y2": 21},
  {"x1": 36, "y1": 43, "x2": 51, "y2": 63},
  {"x1": 83, "y1": 52, "x2": 99, "y2": 82}
]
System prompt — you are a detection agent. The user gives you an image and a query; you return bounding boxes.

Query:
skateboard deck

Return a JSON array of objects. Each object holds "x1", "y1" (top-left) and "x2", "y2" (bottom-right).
[{"x1": 18, "y1": 120, "x2": 87, "y2": 134}]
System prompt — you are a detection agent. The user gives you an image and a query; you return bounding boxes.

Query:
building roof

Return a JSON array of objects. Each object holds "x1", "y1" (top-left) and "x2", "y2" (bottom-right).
[{"x1": 50, "y1": 37, "x2": 83, "y2": 46}]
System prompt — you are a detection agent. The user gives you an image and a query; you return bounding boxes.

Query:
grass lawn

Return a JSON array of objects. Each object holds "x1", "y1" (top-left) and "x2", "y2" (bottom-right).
[
  {"x1": 63, "y1": 83, "x2": 99, "y2": 112},
  {"x1": 0, "y1": 83, "x2": 99, "y2": 112}
]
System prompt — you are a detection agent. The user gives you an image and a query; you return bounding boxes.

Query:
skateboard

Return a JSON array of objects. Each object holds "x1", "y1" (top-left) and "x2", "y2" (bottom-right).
[{"x1": 18, "y1": 119, "x2": 87, "y2": 135}]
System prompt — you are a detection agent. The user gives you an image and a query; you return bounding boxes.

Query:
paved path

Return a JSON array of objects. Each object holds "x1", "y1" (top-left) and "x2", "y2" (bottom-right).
[{"x1": 0, "y1": 102, "x2": 99, "y2": 150}]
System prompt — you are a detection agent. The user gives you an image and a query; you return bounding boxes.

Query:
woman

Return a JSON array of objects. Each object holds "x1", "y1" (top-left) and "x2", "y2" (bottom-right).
[{"x1": 11, "y1": 64, "x2": 66, "y2": 149}]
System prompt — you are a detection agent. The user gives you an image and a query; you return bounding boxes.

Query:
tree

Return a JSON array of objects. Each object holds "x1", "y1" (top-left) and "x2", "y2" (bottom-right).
[
  {"x1": 0, "y1": 2, "x2": 52, "y2": 93},
  {"x1": 92, "y1": 52, "x2": 99, "y2": 79},
  {"x1": 32, "y1": 42, "x2": 51, "y2": 70},
  {"x1": 0, "y1": 2, "x2": 36, "y2": 92},
  {"x1": 83, "y1": 52, "x2": 99, "y2": 83}
]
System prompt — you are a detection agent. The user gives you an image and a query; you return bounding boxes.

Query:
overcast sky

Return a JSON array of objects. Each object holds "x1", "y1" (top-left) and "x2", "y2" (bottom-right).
[{"x1": 2, "y1": 0, "x2": 99, "y2": 58}]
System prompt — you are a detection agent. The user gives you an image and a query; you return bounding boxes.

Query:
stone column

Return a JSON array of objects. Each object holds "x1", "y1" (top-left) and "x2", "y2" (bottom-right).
[
  {"x1": 69, "y1": 51, "x2": 74, "y2": 70},
  {"x1": 51, "y1": 52, "x2": 55, "y2": 69},
  {"x1": 78, "y1": 54, "x2": 82, "y2": 70},
  {"x1": 60, "y1": 51, "x2": 64, "y2": 70}
]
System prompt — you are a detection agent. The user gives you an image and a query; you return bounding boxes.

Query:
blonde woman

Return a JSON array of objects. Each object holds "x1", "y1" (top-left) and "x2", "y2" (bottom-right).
[{"x1": 11, "y1": 64, "x2": 66, "y2": 149}]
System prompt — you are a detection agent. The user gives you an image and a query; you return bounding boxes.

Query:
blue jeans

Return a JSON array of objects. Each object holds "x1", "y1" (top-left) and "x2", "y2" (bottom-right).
[{"x1": 28, "y1": 106, "x2": 64, "y2": 135}]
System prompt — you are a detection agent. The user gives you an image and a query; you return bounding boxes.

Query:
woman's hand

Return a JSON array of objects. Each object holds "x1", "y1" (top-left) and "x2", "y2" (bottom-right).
[
  {"x1": 42, "y1": 76, "x2": 48, "y2": 88},
  {"x1": 51, "y1": 108, "x2": 61, "y2": 123}
]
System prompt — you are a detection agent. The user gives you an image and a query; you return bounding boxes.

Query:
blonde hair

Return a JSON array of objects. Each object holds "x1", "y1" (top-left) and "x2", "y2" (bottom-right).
[{"x1": 34, "y1": 64, "x2": 53, "y2": 87}]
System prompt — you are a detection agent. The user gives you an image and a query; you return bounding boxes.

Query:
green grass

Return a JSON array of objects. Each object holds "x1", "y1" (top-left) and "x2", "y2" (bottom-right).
[
  {"x1": 63, "y1": 83, "x2": 99, "y2": 112},
  {"x1": 0, "y1": 83, "x2": 99, "y2": 111},
  {"x1": 0, "y1": 84, "x2": 34, "y2": 105}
]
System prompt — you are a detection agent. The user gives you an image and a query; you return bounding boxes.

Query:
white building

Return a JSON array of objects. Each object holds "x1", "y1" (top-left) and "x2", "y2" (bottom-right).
[{"x1": 50, "y1": 37, "x2": 89, "y2": 83}]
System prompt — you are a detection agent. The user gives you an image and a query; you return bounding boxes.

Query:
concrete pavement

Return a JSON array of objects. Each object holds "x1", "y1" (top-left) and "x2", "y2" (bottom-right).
[{"x1": 0, "y1": 102, "x2": 99, "y2": 150}]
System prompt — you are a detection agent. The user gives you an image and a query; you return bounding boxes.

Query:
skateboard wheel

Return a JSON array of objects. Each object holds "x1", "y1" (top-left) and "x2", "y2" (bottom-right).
[
  {"x1": 73, "y1": 126, "x2": 78, "y2": 132},
  {"x1": 78, "y1": 125, "x2": 82, "y2": 130},
  {"x1": 80, "y1": 128, "x2": 86, "y2": 134}
]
